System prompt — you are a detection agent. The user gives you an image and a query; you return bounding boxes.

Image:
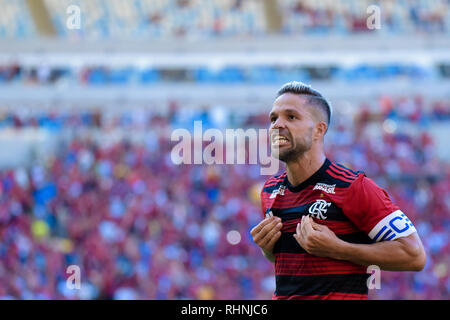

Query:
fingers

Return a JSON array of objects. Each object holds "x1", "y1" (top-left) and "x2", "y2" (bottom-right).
[
  {"x1": 299, "y1": 215, "x2": 309, "y2": 241},
  {"x1": 259, "y1": 221, "x2": 283, "y2": 248},
  {"x1": 293, "y1": 222, "x2": 302, "y2": 243},
  {"x1": 302, "y1": 215, "x2": 315, "y2": 234},
  {"x1": 256, "y1": 219, "x2": 282, "y2": 245},
  {"x1": 253, "y1": 215, "x2": 328, "y2": 254},
  {"x1": 251, "y1": 216, "x2": 282, "y2": 244},
  {"x1": 250, "y1": 216, "x2": 275, "y2": 236},
  {"x1": 296, "y1": 220, "x2": 302, "y2": 235},
  {"x1": 264, "y1": 228, "x2": 282, "y2": 249},
  {"x1": 310, "y1": 218, "x2": 325, "y2": 231},
  {"x1": 294, "y1": 216, "x2": 317, "y2": 247}
]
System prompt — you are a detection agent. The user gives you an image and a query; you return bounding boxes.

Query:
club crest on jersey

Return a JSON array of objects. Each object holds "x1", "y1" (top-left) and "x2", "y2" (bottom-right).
[
  {"x1": 308, "y1": 199, "x2": 331, "y2": 220},
  {"x1": 270, "y1": 185, "x2": 286, "y2": 199},
  {"x1": 313, "y1": 183, "x2": 336, "y2": 194}
]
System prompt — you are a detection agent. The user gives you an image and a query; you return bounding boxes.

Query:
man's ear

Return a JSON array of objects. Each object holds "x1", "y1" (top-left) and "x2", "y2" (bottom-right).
[{"x1": 314, "y1": 121, "x2": 328, "y2": 140}]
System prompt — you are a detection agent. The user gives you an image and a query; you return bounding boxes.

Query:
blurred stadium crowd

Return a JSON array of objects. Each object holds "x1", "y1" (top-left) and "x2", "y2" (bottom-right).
[
  {"x1": 0, "y1": 94, "x2": 448, "y2": 300},
  {"x1": 0, "y1": 61, "x2": 446, "y2": 85},
  {"x1": 1, "y1": 0, "x2": 449, "y2": 38}
]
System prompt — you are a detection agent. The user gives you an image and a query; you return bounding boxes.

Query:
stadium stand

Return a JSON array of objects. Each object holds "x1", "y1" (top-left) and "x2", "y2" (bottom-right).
[
  {"x1": 0, "y1": 0, "x2": 36, "y2": 38},
  {"x1": 1, "y1": 0, "x2": 449, "y2": 38},
  {"x1": 280, "y1": 0, "x2": 450, "y2": 35},
  {"x1": 43, "y1": 0, "x2": 265, "y2": 39},
  {"x1": 0, "y1": 60, "x2": 444, "y2": 85}
]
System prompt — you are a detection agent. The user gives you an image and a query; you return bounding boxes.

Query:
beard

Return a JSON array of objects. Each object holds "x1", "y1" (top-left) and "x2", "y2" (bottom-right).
[{"x1": 272, "y1": 129, "x2": 313, "y2": 163}]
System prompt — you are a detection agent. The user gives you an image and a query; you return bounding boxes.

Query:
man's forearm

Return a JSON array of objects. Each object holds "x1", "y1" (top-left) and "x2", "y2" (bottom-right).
[{"x1": 333, "y1": 233, "x2": 426, "y2": 271}]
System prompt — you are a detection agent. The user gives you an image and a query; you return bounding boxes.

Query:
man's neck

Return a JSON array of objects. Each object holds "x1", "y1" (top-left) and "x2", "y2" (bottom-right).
[{"x1": 285, "y1": 153, "x2": 326, "y2": 187}]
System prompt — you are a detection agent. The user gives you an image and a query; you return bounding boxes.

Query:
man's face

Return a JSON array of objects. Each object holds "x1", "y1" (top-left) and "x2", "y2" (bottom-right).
[{"x1": 269, "y1": 93, "x2": 316, "y2": 163}]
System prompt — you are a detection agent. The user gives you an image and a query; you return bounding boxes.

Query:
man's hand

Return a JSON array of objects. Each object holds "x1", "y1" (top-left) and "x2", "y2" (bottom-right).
[
  {"x1": 293, "y1": 215, "x2": 344, "y2": 259},
  {"x1": 251, "y1": 214, "x2": 283, "y2": 261},
  {"x1": 293, "y1": 215, "x2": 426, "y2": 271}
]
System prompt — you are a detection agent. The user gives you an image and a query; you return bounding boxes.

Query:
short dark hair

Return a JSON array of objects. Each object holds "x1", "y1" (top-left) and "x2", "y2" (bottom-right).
[{"x1": 276, "y1": 81, "x2": 332, "y2": 129}]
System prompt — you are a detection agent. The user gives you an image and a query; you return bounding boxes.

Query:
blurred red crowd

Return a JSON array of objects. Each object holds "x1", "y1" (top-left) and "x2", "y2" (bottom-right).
[{"x1": 0, "y1": 96, "x2": 448, "y2": 299}]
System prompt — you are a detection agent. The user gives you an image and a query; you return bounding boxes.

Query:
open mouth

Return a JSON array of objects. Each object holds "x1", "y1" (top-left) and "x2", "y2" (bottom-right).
[{"x1": 272, "y1": 135, "x2": 290, "y2": 146}]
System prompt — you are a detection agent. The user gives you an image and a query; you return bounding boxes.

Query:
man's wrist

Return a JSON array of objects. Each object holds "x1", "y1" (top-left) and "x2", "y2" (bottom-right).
[
  {"x1": 261, "y1": 248, "x2": 275, "y2": 262},
  {"x1": 332, "y1": 239, "x2": 351, "y2": 261}
]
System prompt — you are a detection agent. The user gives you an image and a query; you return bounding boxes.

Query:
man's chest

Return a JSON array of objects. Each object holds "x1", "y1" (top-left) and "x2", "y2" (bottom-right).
[{"x1": 267, "y1": 187, "x2": 348, "y2": 223}]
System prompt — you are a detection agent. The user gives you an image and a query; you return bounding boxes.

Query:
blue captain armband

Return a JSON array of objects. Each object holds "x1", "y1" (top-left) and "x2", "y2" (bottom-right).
[{"x1": 368, "y1": 210, "x2": 417, "y2": 242}]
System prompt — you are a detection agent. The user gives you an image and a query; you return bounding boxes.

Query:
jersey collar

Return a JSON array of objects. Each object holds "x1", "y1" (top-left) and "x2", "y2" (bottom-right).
[{"x1": 285, "y1": 158, "x2": 331, "y2": 192}]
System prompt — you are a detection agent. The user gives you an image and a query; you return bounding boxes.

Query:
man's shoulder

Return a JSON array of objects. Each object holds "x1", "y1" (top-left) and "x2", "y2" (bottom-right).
[
  {"x1": 263, "y1": 171, "x2": 287, "y2": 186},
  {"x1": 260, "y1": 171, "x2": 287, "y2": 196},
  {"x1": 322, "y1": 160, "x2": 366, "y2": 189},
  {"x1": 328, "y1": 161, "x2": 365, "y2": 177}
]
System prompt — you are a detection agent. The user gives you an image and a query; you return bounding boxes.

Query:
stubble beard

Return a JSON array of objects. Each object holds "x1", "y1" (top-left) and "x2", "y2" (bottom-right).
[
  {"x1": 276, "y1": 143, "x2": 310, "y2": 163},
  {"x1": 272, "y1": 132, "x2": 313, "y2": 164}
]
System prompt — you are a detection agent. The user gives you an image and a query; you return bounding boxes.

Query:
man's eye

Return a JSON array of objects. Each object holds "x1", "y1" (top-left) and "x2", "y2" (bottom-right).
[
  {"x1": 270, "y1": 117, "x2": 276, "y2": 123},
  {"x1": 288, "y1": 115, "x2": 296, "y2": 120}
]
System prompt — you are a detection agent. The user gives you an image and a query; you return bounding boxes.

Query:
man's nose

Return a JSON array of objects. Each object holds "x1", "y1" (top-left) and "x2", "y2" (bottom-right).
[{"x1": 271, "y1": 117, "x2": 286, "y2": 129}]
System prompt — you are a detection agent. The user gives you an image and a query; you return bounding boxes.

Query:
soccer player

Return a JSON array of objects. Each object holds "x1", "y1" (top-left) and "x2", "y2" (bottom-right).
[{"x1": 251, "y1": 81, "x2": 426, "y2": 300}]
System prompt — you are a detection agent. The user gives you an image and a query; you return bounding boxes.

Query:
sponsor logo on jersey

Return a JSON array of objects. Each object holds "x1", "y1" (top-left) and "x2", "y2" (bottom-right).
[
  {"x1": 313, "y1": 183, "x2": 336, "y2": 194},
  {"x1": 270, "y1": 185, "x2": 286, "y2": 199}
]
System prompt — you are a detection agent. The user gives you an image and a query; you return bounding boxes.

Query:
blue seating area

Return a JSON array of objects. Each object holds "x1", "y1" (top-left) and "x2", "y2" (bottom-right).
[
  {"x1": 0, "y1": 61, "x2": 444, "y2": 85},
  {"x1": 42, "y1": 0, "x2": 265, "y2": 39},
  {"x1": 281, "y1": 0, "x2": 450, "y2": 35},
  {"x1": 0, "y1": 0, "x2": 36, "y2": 38}
]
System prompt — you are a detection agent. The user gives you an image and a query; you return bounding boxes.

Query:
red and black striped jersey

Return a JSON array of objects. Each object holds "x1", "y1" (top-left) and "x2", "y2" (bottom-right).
[{"x1": 260, "y1": 158, "x2": 417, "y2": 300}]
